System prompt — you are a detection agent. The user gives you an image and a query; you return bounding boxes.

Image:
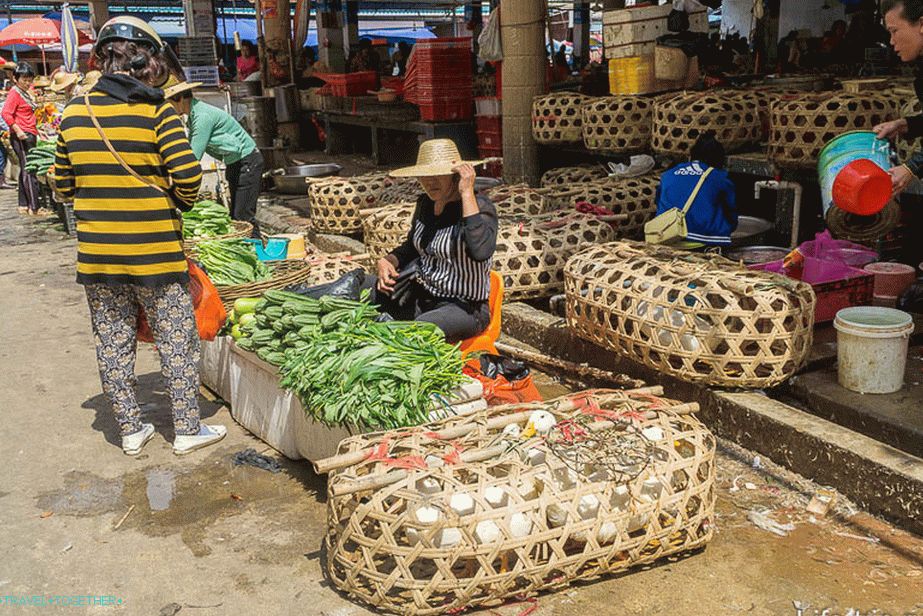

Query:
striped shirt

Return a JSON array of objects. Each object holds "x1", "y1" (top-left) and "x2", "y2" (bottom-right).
[
  {"x1": 53, "y1": 74, "x2": 202, "y2": 286},
  {"x1": 392, "y1": 194, "x2": 497, "y2": 303}
]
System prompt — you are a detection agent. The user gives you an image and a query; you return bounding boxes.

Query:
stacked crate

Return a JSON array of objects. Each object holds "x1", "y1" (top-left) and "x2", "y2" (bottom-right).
[
  {"x1": 475, "y1": 97, "x2": 501, "y2": 177},
  {"x1": 179, "y1": 36, "x2": 219, "y2": 87},
  {"x1": 404, "y1": 38, "x2": 474, "y2": 121}
]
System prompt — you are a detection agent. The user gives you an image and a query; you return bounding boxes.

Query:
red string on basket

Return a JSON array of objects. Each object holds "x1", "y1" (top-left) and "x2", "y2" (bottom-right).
[
  {"x1": 442, "y1": 441, "x2": 464, "y2": 465},
  {"x1": 382, "y1": 455, "x2": 428, "y2": 470},
  {"x1": 363, "y1": 437, "x2": 392, "y2": 463}
]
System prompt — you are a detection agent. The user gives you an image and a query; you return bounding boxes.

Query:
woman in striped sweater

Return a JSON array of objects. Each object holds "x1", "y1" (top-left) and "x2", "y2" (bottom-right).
[
  {"x1": 53, "y1": 16, "x2": 226, "y2": 456},
  {"x1": 371, "y1": 139, "x2": 498, "y2": 343}
]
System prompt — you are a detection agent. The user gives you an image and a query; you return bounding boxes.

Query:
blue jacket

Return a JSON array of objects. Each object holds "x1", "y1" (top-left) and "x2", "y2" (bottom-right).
[{"x1": 656, "y1": 161, "x2": 738, "y2": 245}]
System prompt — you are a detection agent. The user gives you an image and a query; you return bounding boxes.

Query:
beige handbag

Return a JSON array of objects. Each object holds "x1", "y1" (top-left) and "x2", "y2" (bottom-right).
[{"x1": 644, "y1": 167, "x2": 713, "y2": 245}]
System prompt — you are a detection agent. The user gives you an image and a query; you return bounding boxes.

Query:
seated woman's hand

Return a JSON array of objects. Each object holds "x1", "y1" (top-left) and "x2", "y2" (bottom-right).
[
  {"x1": 452, "y1": 163, "x2": 477, "y2": 196},
  {"x1": 377, "y1": 256, "x2": 399, "y2": 293}
]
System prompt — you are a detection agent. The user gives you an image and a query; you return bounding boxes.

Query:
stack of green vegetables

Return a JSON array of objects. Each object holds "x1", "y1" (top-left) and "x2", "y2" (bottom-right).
[
  {"x1": 196, "y1": 239, "x2": 272, "y2": 286},
  {"x1": 25, "y1": 140, "x2": 57, "y2": 175},
  {"x1": 232, "y1": 291, "x2": 466, "y2": 430},
  {"x1": 182, "y1": 200, "x2": 232, "y2": 239}
]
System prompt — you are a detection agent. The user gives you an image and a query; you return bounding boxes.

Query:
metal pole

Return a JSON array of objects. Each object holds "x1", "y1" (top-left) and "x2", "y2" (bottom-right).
[{"x1": 501, "y1": 0, "x2": 546, "y2": 185}]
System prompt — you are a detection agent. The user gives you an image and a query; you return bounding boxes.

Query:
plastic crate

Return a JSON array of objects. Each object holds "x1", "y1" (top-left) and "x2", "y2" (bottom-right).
[
  {"x1": 184, "y1": 65, "x2": 220, "y2": 87},
  {"x1": 477, "y1": 130, "x2": 501, "y2": 148},
  {"x1": 750, "y1": 257, "x2": 873, "y2": 323},
  {"x1": 478, "y1": 144, "x2": 502, "y2": 158},
  {"x1": 475, "y1": 97, "x2": 501, "y2": 116},
  {"x1": 418, "y1": 99, "x2": 473, "y2": 121},
  {"x1": 476, "y1": 115, "x2": 501, "y2": 134},
  {"x1": 178, "y1": 36, "x2": 217, "y2": 64},
  {"x1": 315, "y1": 71, "x2": 379, "y2": 97}
]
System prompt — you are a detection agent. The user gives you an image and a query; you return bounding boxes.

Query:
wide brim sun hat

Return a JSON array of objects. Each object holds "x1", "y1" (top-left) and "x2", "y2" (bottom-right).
[{"x1": 390, "y1": 138, "x2": 487, "y2": 178}]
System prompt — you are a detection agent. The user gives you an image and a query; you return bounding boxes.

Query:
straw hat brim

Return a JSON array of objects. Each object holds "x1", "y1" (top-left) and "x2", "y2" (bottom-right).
[
  {"x1": 0, "y1": 62, "x2": 15, "y2": 71},
  {"x1": 49, "y1": 74, "x2": 80, "y2": 92},
  {"x1": 390, "y1": 159, "x2": 487, "y2": 178},
  {"x1": 163, "y1": 81, "x2": 202, "y2": 99}
]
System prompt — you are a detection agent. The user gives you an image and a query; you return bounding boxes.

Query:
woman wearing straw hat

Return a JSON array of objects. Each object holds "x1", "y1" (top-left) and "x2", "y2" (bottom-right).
[
  {"x1": 163, "y1": 76, "x2": 263, "y2": 237},
  {"x1": 370, "y1": 138, "x2": 498, "y2": 343},
  {"x1": 48, "y1": 70, "x2": 80, "y2": 100}
]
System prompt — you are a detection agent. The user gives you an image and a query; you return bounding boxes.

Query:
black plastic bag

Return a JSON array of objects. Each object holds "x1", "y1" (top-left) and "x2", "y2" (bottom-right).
[
  {"x1": 897, "y1": 277, "x2": 923, "y2": 313},
  {"x1": 478, "y1": 353, "x2": 531, "y2": 382},
  {"x1": 667, "y1": 9, "x2": 689, "y2": 33},
  {"x1": 285, "y1": 268, "x2": 366, "y2": 300},
  {"x1": 391, "y1": 259, "x2": 419, "y2": 307}
]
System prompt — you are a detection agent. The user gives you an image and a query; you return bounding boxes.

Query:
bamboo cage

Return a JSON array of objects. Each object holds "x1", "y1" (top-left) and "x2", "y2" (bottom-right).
[
  {"x1": 532, "y1": 92, "x2": 592, "y2": 144},
  {"x1": 485, "y1": 184, "x2": 556, "y2": 216},
  {"x1": 826, "y1": 199, "x2": 902, "y2": 244},
  {"x1": 307, "y1": 172, "x2": 395, "y2": 234},
  {"x1": 582, "y1": 96, "x2": 653, "y2": 154},
  {"x1": 362, "y1": 203, "x2": 417, "y2": 262},
  {"x1": 546, "y1": 175, "x2": 660, "y2": 240},
  {"x1": 897, "y1": 98, "x2": 922, "y2": 164},
  {"x1": 652, "y1": 91, "x2": 761, "y2": 157},
  {"x1": 378, "y1": 178, "x2": 422, "y2": 205},
  {"x1": 768, "y1": 93, "x2": 899, "y2": 168},
  {"x1": 541, "y1": 165, "x2": 609, "y2": 188},
  {"x1": 565, "y1": 242, "x2": 816, "y2": 388},
  {"x1": 325, "y1": 389, "x2": 716, "y2": 616}
]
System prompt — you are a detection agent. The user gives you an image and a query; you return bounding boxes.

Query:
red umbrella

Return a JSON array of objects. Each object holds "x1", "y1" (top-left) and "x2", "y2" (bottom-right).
[{"x1": 0, "y1": 17, "x2": 93, "y2": 47}]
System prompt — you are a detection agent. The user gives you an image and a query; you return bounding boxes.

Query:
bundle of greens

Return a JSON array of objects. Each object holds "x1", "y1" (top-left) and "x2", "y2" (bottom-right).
[
  {"x1": 182, "y1": 200, "x2": 233, "y2": 239},
  {"x1": 24, "y1": 141, "x2": 56, "y2": 175},
  {"x1": 235, "y1": 290, "x2": 466, "y2": 431},
  {"x1": 196, "y1": 239, "x2": 272, "y2": 286}
]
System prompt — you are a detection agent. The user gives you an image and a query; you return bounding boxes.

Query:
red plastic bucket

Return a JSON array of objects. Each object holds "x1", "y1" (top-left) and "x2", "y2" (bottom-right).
[{"x1": 832, "y1": 158, "x2": 892, "y2": 216}]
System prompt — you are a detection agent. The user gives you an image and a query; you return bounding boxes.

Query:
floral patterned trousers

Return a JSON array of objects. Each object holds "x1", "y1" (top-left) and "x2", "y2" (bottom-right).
[{"x1": 85, "y1": 283, "x2": 202, "y2": 437}]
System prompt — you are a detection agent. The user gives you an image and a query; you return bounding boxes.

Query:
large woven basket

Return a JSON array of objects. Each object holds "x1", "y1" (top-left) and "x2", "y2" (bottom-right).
[
  {"x1": 362, "y1": 203, "x2": 416, "y2": 262},
  {"x1": 652, "y1": 91, "x2": 761, "y2": 158},
  {"x1": 541, "y1": 165, "x2": 609, "y2": 188},
  {"x1": 485, "y1": 184, "x2": 556, "y2": 216},
  {"x1": 898, "y1": 98, "x2": 921, "y2": 164},
  {"x1": 214, "y1": 257, "x2": 363, "y2": 311},
  {"x1": 182, "y1": 220, "x2": 253, "y2": 253},
  {"x1": 548, "y1": 175, "x2": 660, "y2": 240},
  {"x1": 378, "y1": 178, "x2": 422, "y2": 206},
  {"x1": 496, "y1": 212, "x2": 614, "y2": 301},
  {"x1": 768, "y1": 93, "x2": 899, "y2": 169},
  {"x1": 565, "y1": 242, "x2": 816, "y2": 388},
  {"x1": 308, "y1": 173, "x2": 395, "y2": 234},
  {"x1": 582, "y1": 96, "x2": 653, "y2": 154},
  {"x1": 532, "y1": 92, "x2": 591, "y2": 144},
  {"x1": 324, "y1": 389, "x2": 716, "y2": 616},
  {"x1": 826, "y1": 198, "x2": 901, "y2": 244}
]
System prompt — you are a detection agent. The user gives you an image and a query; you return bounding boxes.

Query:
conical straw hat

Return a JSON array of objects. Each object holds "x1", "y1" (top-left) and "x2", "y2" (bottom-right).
[{"x1": 390, "y1": 138, "x2": 486, "y2": 178}]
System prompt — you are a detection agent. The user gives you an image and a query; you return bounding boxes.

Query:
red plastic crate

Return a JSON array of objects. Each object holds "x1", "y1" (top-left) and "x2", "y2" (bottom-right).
[
  {"x1": 476, "y1": 115, "x2": 502, "y2": 134},
  {"x1": 418, "y1": 99, "x2": 473, "y2": 121},
  {"x1": 478, "y1": 145, "x2": 502, "y2": 158},
  {"x1": 315, "y1": 71, "x2": 379, "y2": 96},
  {"x1": 478, "y1": 131, "x2": 501, "y2": 148}
]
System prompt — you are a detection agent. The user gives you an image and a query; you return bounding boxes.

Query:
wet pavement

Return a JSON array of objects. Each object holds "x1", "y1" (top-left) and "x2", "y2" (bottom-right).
[{"x1": 1, "y1": 194, "x2": 922, "y2": 615}]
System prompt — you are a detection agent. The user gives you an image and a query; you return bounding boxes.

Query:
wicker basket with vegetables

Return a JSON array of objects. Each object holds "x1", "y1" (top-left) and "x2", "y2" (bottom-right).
[{"x1": 182, "y1": 200, "x2": 253, "y2": 252}]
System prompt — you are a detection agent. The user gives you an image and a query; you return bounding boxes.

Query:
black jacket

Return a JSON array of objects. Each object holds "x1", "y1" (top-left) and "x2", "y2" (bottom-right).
[{"x1": 904, "y1": 68, "x2": 923, "y2": 177}]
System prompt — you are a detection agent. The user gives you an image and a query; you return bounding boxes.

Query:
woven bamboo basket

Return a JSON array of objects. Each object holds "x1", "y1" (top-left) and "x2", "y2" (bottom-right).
[
  {"x1": 182, "y1": 220, "x2": 253, "y2": 253},
  {"x1": 540, "y1": 165, "x2": 609, "y2": 188},
  {"x1": 324, "y1": 389, "x2": 716, "y2": 616},
  {"x1": 565, "y1": 242, "x2": 816, "y2": 388},
  {"x1": 532, "y1": 92, "x2": 591, "y2": 144},
  {"x1": 826, "y1": 199, "x2": 901, "y2": 244},
  {"x1": 582, "y1": 96, "x2": 653, "y2": 154},
  {"x1": 496, "y1": 212, "x2": 614, "y2": 301},
  {"x1": 897, "y1": 98, "x2": 922, "y2": 164},
  {"x1": 550, "y1": 175, "x2": 660, "y2": 240},
  {"x1": 362, "y1": 203, "x2": 416, "y2": 262},
  {"x1": 652, "y1": 91, "x2": 760, "y2": 158},
  {"x1": 378, "y1": 178, "x2": 422, "y2": 206},
  {"x1": 214, "y1": 257, "x2": 363, "y2": 311},
  {"x1": 768, "y1": 93, "x2": 899, "y2": 169},
  {"x1": 308, "y1": 173, "x2": 394, "y2": 234},
  {"x1": 485, "y1": 184, "x2": 554, "y2": 216}
]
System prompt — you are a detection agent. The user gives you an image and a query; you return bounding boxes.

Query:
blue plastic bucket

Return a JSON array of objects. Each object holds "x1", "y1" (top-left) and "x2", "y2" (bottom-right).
[
  {"x1": 244, "y1": 237, "x2": 290, "y2": 261},
  {"x1": 818, "y1": 131, "x2": 893, "y2": 220}
]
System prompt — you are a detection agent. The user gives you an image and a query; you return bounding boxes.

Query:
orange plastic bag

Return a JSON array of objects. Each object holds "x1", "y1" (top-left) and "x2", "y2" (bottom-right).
[
  {"x1": 463, "y1": 354, "x2": 543, "y2": 406},
  {"x1": 137, "y1": 260, "x2": 227, "y2": 343}
]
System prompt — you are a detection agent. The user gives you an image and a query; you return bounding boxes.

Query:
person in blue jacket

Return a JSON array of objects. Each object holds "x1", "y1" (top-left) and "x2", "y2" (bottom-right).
[{"x1": 655, "y1": 132, "x2": 738, "y2": 246}]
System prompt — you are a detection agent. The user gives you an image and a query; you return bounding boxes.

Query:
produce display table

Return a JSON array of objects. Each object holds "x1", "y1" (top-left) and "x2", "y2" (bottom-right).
[{"x1": 320, "y1": 111, "x2": 477, "y2": 165}]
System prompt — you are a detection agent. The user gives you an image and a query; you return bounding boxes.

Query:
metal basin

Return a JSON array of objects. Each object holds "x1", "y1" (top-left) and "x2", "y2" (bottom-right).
[
  {"x1": 725, "y1": 245, "x2": 789, "y2": 265},
  {"x1": 731, "y1": 216, "x2": 773, "y2": 247},
  {"x1": 272, "y1": 164, "x2": 343, "y2": 194}
]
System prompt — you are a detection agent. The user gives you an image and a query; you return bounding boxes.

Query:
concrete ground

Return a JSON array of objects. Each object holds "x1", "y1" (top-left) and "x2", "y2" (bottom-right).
[{"x1": 2, "y1": 195, "x2": 923, "y2": 616}]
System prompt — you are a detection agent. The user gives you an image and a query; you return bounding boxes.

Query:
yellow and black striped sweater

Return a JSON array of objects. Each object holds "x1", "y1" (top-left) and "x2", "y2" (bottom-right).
[{"x1": 53, "y1": 74, "x2": 202, "y2": 286}]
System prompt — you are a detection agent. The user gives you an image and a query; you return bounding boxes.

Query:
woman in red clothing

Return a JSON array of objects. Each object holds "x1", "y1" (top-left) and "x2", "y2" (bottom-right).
[
  {"x1": 236, "y1": 40, "x2": 259, "y2": 81},
  {"x1": 1, "y1": 62, "x2": 40, "y2": 214}
]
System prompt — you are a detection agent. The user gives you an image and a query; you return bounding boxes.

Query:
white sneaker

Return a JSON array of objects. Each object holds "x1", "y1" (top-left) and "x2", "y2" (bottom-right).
[
  {"x1": 173, "y1": 424, "x2": 227, "y2": 456},
  {"x1": 122, "y1": 423, "x2": 155, "y2": 456}
]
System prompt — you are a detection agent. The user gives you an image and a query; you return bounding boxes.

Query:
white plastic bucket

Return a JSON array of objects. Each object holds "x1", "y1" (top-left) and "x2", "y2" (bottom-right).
[{"x1": 833, "y1": 307, "x2": 914, "y2": 394}]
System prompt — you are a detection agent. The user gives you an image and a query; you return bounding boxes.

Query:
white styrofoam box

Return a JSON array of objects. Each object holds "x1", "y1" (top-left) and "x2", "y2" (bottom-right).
[
  {"x1": 199, "y1": 336, "x2": 233, "y2": 402},
  {"x1": 603, "y1": 5, "x2": 707, "y2": 56}
]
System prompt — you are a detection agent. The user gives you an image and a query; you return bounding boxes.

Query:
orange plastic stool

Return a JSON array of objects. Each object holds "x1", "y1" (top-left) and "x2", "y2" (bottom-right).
[{"x1": 460, "y1": 271, "x2": 504, "y2": 357}]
